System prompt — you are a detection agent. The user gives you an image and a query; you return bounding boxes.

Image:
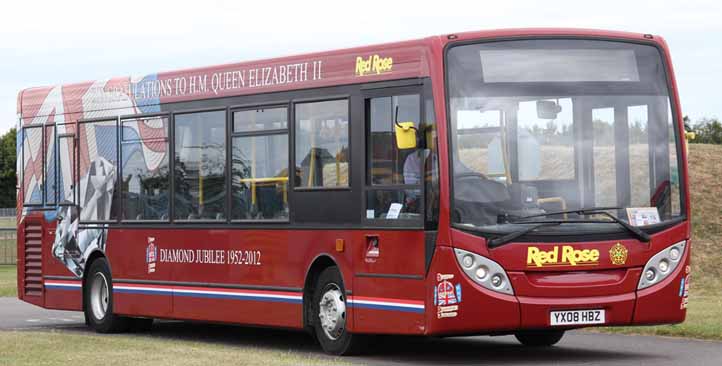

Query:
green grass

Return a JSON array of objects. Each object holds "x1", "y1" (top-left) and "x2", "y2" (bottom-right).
[
  {"x1": 0, "y1": 265, "x2": 16, "y2": 297},
  {"x1": 0, "y1": 216, "x2": 14, "y2": 227},
  {"x1": 0, "y1": 330, "x2": 348, "y2": 366},
  {"x1": 596, "y1": 295, "x2": 722, "y2": 340}
]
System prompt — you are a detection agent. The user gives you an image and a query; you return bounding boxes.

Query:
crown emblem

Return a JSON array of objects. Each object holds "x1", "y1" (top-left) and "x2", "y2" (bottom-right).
[{"x1": 609, "y1": 243, "x2": 628, "y2": 265}]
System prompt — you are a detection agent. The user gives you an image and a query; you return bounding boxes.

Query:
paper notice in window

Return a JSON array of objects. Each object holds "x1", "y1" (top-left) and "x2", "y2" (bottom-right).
[
  {"x1": 626, "y1": 207, "x2": 661, "y2": 226},
  {"x1": 387, "y1": 203, "x2": 403, "y2": 219}
]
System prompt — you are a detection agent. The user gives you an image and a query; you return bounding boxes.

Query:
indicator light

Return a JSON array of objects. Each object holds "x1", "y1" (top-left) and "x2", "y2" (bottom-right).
[
  {"x1": 462, "y1": 255, "x2": 474, "y2": 268},
  {"x1": 491, "y1": 274, "x2": 503, "y2": 288},
  {"x1": 645, "y1": 268, "x2": 656, "y2": 282}
]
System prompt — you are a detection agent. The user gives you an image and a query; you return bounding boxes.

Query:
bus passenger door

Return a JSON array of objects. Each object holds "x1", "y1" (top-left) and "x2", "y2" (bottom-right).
[{"x1": 352, "y1": 88, "x2": 428, "y2": 334}]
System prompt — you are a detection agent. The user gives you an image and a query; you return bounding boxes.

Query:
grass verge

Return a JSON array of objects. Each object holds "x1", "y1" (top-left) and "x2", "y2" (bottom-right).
[
  {"x1": 0, "y1": 330, "x2": 347, "y2": 366},
  {"x1": 595, "y1": 295, "x2": 722, "y2": 341},
  {"x1": 0, "y1": 265, "x2": 16, "y2": 297},
  {"x1": 0, "y1": 216, "x2": 14, "y2": 227}
]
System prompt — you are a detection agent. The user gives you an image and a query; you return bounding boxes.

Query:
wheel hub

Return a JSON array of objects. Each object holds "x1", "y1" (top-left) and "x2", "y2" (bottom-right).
[
  {"x1": 90, "y1": 272, "x2": 109, "y2": 320},
  {"x1": 318, "y1": 287, "x2": 346, "y2": 340}
]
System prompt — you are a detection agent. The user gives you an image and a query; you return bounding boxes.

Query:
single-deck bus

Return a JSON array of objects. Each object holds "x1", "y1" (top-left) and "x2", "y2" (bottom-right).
[{"x1": 16, "y1": 28, "x2": 691, "y2": 355}]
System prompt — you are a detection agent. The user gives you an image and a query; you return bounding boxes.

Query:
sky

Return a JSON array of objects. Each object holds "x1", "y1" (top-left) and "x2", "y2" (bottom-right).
[{"x1": 1, "y1": 0, "x2": 721, "y2": 135}]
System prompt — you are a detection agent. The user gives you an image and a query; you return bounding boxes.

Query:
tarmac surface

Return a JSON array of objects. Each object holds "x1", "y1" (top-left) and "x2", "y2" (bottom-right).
[{"x1": 2, "y1": 297, "x2": 720, "y2": 365}]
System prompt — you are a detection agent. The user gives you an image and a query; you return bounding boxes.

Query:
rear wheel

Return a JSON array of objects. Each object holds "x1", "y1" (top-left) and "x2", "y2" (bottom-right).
[
  {"x1": 84, "y1": 257, "x2": 129, "y2": 333},
  {"x1": 514, "y1": 330, "x2": 565, "y2": 347},
  {"x1": 312, "y1": 267, "x2": 365, "y2": 355}
]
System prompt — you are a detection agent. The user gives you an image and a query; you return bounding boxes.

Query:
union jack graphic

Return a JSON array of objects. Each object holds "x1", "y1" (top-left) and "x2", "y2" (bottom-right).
[{"x1": 437, "y1": 280, "x2": 458, "y2": 306}]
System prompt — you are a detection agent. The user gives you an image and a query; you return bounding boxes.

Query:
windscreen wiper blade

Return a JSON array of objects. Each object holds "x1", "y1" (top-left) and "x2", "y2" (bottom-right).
[
  {"x1": 512, "y1": 206, "x2": 650, "y2": 242},
  {"x1": 511, "y1": 206, "x2": 622, "y2": 222},
  {"x1": 488, "y1": 222, "x2": 562, "y2": 248}
]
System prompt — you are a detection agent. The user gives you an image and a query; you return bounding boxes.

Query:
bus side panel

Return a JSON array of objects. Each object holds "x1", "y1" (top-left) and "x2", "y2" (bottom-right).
[
  {"x1": 106, "y1": 229, "x2": 173, "y2": 318},
  {"x1": 170, "y1": 229, "x2": 304, "y2": 328},
  {"x1": 42, "y1": 219, "x2": 83, "y2": 311},
  {"x1": 351, "y1": 231, "x2": 426, "y2": 335},
  {"x1": 105, "y1": 229, "x2": 356, "y2": 329}
]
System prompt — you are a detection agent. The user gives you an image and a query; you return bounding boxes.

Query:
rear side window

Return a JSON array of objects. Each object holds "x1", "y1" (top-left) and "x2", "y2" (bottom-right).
[{"x1": 294, "y1": 99, "x2": 349, "y2": 188}]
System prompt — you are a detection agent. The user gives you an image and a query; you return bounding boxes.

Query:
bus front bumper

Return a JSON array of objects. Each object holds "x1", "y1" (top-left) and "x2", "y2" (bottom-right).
[{"x1": 426, "y1": 246, "x2": 689, "y2": 335}]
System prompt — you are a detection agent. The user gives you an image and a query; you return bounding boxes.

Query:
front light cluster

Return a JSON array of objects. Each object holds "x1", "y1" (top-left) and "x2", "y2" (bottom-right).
[
  {"x1": 454, "y1": 248, "x2": 514, "y2": 295},
  {"x1": 638, "y1": 241, "x2": 686, "y2": 290}
]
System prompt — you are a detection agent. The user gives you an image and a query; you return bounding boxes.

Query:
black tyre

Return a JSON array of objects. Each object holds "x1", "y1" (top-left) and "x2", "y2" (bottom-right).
[
  {"x1": 84, "y1": 257, "x2": 129, "y2": 333},
  {"x1": 312, "y1": 267, "x2": 365, "y2": 355},
  {"x1": 514, "y1": 330, "x2": 565, "y2": 347}
]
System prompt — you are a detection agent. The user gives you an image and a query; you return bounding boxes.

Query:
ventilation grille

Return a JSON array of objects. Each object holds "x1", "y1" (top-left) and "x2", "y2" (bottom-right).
[{"x1": 23, "y1": 221, "x2": 43, "y2": 297}]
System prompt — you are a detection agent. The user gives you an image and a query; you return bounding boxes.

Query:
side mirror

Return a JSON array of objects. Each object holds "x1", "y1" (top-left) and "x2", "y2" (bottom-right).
[
  {"x1": 536, "y1": 100, "x2": 562, "y2": 119},
  {"x1": 395, "y1": 122, "x2": 417, "y2": 149}
]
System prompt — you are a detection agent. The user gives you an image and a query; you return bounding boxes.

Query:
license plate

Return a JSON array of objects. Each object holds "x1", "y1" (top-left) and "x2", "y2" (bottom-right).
[{"x1": 550, "y1": 309, "x2": 605, "y2": 326}]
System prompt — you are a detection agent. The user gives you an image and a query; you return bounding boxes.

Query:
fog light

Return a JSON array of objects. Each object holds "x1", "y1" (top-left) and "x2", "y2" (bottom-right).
[
  {"x1": 645, "y1": 268, "x2": 656, "y2": 282},
  {"x1": 669, "y1": 247, "x2": 680, "y2": 260},
  {"x1": 491, "y1": 274, "x2": 503, "y2": 288},
  {"x1": 475, "y1": 266, "x2": 488, "y2": 280},
  {"x1": 659, "y1": 259, "x2": 669, "y2": 273},
  {"x1": 462, "y1": 255, "x2": 474, "y2": 268}
]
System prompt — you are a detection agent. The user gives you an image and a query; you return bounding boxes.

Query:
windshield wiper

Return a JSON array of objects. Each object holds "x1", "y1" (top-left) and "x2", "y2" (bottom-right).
[
  {"x1": 511, "y1": 206, "x2": 651, "y2": 242},
  {"x1": 488, "y1": 222, "x2": 562, "y2": 248}
]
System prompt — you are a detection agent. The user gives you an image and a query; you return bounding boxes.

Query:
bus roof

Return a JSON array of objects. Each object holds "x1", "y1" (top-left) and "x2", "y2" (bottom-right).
[{"x1": 17, "y1": 28, "x2": 661, "y2": 125}]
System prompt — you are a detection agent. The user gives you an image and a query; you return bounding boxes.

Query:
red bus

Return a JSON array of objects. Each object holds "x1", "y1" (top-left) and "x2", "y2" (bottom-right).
[{"x1": 16, "y1": 28, "x2": 691, "y2": 355}]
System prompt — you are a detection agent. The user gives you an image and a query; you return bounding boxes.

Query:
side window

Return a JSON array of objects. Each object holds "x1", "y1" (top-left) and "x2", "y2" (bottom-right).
[
  {"x1": 44, "y1": 125, "x2": 57, "y2": 205},
  {"x1": 231, "y1": 107, "x2": 289, "y2": 220},
  {"x1": 365, "y1": 93, "x2": 423, "y2": 221},
  {"x1": 57, "y1": 133, "x2": 76, "y2": 204},
  {"x1": 174, "y1": 110, "x2": 227, "y2": 221},
  {"x1": 22, "y1": 126, "x2": 43, "y2": 205},
  {"x1": 77, "y1": 120, "x2": 119, "y2": 221},
  {"x1": 121, "y1": 116, "x2": 170, "y2": 220},
  {"x1": 294, "y1": 100, "x2": 349, "y2": 188}
]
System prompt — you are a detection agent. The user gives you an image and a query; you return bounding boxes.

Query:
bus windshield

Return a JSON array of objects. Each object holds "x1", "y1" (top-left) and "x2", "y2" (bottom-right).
[{"x1": 446, "y1": 39, "x2": 683, "y2": 233}]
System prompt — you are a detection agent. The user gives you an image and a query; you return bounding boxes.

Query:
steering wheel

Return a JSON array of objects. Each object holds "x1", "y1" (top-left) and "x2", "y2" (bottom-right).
[{"x1": 454, "y1": 171, "x2": 490, "y2": 181}]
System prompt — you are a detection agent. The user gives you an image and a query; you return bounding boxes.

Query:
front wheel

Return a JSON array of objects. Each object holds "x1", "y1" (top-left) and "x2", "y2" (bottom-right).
[
  {"x1": 514, "y1": 330, "x2": 565, "y2": 347},
  {"x1": 312, "y1": 267, "x2": 365, "y2": 355},
  {"x1": 84, "y1": 257, "x2": 129, "y2": 333}
]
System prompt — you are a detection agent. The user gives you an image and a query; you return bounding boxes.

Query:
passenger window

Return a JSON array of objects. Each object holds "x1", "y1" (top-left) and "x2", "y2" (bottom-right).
[
  {"x1": 174, "y1": 110, "x2": 227, "y2": 220},
  {"x1": 22, "y1": 126, "x2": 44, "y2": 205},
  {"x1": 44, "y1": 125, "x2": 57, "y2": 205},
  {"x1": 77, "y1": 119, "x2": 119, "y2": 221},
  {"x1": 231, "y1": 107, "x2": 289, "y2": 220},
  {"x1": 121, "y1": 116, "x2": 170, "y2": 220},
  {"x1": 294, "y1": 100, "x2": 349, "y2": 188},
  {"x1": 366, "y1": 93, "x2": 423, "y2": 221},
  {"x1": 57, "y1": 134, "x2": 76, "y2": 204}
]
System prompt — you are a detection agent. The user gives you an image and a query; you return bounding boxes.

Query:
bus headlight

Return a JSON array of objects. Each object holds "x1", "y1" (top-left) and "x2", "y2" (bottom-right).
[
  {"x1": 638, "y1": 241, "x2": 686, "y2": 290},
  {"x1": 454, "y1": 248, "x2": 514, "y2": 295}
]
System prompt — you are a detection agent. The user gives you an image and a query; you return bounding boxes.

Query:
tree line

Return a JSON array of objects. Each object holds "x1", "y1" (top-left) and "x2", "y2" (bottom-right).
[
  {"x1": 686, "y1": 116, "x2": 722, "y2": 144},
  {"x1": 0, "y1": 128, "x2": 16, "y2": 208}
]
